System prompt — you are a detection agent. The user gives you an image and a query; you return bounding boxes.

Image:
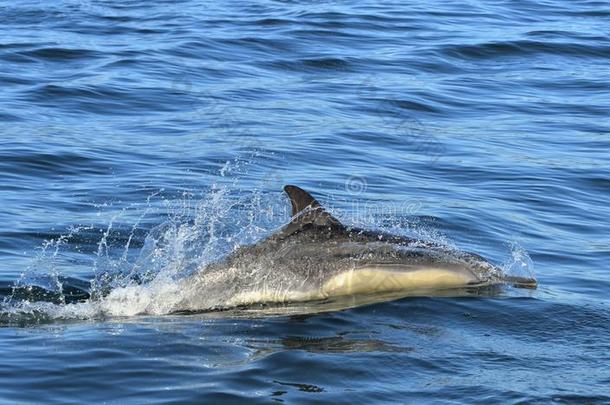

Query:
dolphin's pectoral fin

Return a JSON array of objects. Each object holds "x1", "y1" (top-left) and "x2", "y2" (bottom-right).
[{"x1": 279, "y1": 185, "x2": 343, "y2": 237}]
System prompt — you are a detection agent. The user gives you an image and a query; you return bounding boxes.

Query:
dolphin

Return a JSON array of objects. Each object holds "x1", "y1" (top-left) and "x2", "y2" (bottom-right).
[{"x1": 164, "y1": 185, "x2": 536, "y2": 311}]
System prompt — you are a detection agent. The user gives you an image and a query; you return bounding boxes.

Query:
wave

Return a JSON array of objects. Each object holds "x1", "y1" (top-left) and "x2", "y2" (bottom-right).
[{"x1": 439, "y1": 40, "x2": 610, "y2": 60}]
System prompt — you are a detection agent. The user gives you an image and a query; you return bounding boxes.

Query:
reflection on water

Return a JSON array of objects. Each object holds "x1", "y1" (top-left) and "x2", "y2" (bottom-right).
[{"x1": 249, "y1": 334, "x2": 412, "y2": 354}]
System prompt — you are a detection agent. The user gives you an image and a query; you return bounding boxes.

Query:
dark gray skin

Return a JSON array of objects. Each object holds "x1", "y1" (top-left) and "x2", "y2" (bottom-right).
[{"x1": 178, "y1": 186, "x2": 536, "y2": 310}]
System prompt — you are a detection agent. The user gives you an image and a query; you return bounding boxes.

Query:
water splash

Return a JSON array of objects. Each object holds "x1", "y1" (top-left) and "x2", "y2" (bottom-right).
[
  {"x1": 503, "y1": 241, "x2": 536, "y2": 281},
  {"x1": 0, "y1": 160, "x2": 292, "y2": 324},
  {"x1": 1, "y1": 166, "x2": 534, "y2": 325}
]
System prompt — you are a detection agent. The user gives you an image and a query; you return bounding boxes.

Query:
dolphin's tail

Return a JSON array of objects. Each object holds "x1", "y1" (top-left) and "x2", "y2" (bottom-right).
[{"x1": 501, "y1": 275, "x2": 538, "y2": 289}]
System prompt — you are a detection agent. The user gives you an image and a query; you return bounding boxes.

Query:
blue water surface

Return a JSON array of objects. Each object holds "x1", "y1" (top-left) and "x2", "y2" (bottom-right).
[{"x1": 1, "y1": 0, "x2": 609, "y2": 403}]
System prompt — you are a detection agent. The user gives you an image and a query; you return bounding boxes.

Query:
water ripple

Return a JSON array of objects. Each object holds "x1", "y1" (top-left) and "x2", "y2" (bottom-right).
[{"x1": 0, "y1": 0, "x2": 609, "y2": 402}]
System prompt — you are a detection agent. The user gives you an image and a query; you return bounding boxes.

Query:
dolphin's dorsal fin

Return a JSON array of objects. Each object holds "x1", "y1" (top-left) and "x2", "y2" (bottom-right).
[
  {"x1": 284, "y1": 185, "x2": 322, "y2": 216},
  {"x1": 280, "y1": 185, "x2": 342, "y2": 236}
]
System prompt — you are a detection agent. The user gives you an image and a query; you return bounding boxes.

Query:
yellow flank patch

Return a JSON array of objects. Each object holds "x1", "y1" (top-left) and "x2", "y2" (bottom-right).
[
  {"x1": 227, "y1": 267, "x2": 480, "y2": 306},
  {"x1": 321, "y1": 267, "x2": 477, "y2": 297}
]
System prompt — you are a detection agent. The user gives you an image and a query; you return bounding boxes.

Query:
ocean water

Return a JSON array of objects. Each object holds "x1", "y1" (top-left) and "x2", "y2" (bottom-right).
[{"x1": 1, "y1": 0, "x2": 609, "y2": 402}]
